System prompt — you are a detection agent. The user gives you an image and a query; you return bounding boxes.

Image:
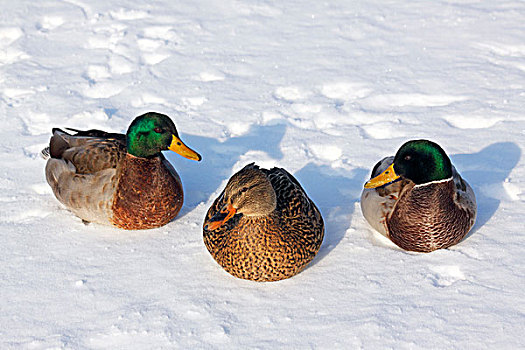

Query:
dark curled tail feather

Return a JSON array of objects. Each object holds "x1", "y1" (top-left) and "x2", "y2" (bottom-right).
[
  {"x1": 41, "y1": 147, "x2": 50, "y2": 160},
  {"x1": 42, "y1": 128, "x2": 70, "y2": 159}
]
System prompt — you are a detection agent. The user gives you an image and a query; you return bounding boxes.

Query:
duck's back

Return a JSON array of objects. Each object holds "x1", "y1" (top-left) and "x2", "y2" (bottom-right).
[{"x1": 265, "y1": 167, "x2": 324, "y2": 241}]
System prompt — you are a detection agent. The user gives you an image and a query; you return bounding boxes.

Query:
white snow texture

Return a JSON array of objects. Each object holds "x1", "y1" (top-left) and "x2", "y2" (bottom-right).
[{"x1": 1, "y1": 0, "x2": 524, "y2": 349}]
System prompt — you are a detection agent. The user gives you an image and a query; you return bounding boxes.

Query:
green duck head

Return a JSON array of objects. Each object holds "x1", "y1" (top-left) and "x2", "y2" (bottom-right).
[
  {"x1": 365, "y1": 140, "x2": 452, "y2": 188},
  {"x1": 126, "y1": 112, "x2": 201, "y2": 160}
]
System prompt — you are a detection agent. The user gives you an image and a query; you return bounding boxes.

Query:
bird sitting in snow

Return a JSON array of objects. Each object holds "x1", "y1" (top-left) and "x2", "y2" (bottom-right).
[
  {"x1": 43, "y1": 112, "x2": 201, "y2": 229},
  {"x1": 203, "y1": 163, "x2": 324, "y2": 281},
  {"x1": 361, "y1": 139, "x2": 476, "y2": 252}
]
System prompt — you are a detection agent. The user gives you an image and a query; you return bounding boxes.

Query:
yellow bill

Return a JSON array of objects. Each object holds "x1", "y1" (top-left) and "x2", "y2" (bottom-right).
[
  {"x1": 168, "y1": 135, "x2": 202, "y2": 161},
  {"x1": 364, "y1": 163, "x2": 400, "y2": 189}
]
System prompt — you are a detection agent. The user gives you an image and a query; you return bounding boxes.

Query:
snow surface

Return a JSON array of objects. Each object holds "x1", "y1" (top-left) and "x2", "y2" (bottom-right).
[{"x1": 1, "y1": 0, "x2": 525, "y2": 348}]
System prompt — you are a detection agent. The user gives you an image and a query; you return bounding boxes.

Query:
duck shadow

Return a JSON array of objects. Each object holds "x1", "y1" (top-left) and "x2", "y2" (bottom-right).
[
  {"x1": 451, "y1": 142, "x2": 521, "y2": 236},
  {"x1": 164, "y1": 123, "x2": 287, "y2": 217},
  {"x1": 294, "y1": 163, "x2": 368, "y2": 265}
]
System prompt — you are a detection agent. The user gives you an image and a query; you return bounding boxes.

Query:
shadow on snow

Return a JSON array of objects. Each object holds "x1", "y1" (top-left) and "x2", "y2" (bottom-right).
[
  {"x1": 294, "y1": 163, "x2": 368, "y2": 266},
  {"x1": 451, "y1": 141, "x2": 521, "y2": 237},
  {"x1": 165, "y1": 123, "x2": 286, "y2": 217}
]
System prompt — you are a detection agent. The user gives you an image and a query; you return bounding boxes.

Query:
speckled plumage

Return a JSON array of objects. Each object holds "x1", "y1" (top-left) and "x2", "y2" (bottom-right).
[
  {"x1": 361, "y1": 155, "x2": 477, "y2": 253},
  {"x1": 43, "y1": 124, "x2": 185, "y2": 230},
  {"x1": 203, "y1": 164, "x2": 324, "y2": 282}
]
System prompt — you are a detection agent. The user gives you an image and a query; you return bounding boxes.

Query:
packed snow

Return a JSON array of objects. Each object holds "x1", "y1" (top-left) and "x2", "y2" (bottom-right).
[{"x1": 1, "y1": 0, "x2": 524, "y2": 348}]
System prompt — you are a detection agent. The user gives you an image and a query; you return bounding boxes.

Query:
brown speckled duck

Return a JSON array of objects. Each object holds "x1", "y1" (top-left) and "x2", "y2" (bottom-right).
[
  {"x1": 361, "y1": 139, "x2": 476, "y2": 252},
  {"x1": 203, "y1": 163, "x2": 324, "y2": 281},
  {"x1": 43, "y1": 112, "x2": 201, "y2": 229}
]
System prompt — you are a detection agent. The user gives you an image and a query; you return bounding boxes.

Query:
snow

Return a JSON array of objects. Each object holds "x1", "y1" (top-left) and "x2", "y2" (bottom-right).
[{"x1": 1, "y1": 0, "x2": 524, "y2": 348}]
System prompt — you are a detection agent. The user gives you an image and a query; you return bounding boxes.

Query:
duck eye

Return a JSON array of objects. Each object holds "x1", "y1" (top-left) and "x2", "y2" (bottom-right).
[
  {"x1": 153, "y1": 127, "x2": 163, "y2": 133},
  {"x1": 404, "y1": 155, "x2": 412, "y2": 161}
]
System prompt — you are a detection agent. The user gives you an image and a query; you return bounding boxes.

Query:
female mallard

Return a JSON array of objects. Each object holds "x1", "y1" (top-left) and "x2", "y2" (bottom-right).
[
  {"x1": 43, "y1": 112, "x2": 201, "y2": 229},
  {"x1": 361, "y1": 139, "x2": 476, "y2": 252},
  {"x1": 203, "y1": 163, "x2": 324, "y2": 281}
]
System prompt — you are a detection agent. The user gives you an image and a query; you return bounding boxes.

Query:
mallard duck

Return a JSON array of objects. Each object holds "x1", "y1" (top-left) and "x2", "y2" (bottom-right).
[
  {"x1": 361, "y1": 139, "x2": 476, "y2": 252},
  {"x1": 43, "y1": 112, "x2": 201, "y2": 229},
  {"x1": 203, "y1": 163, "x2": 324, "y2": 281}
]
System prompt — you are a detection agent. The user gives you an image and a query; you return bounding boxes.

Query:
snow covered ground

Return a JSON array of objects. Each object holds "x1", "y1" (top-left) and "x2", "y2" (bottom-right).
[{"x1": 1, "y1": 0, "x2": 524, "y2": 348}]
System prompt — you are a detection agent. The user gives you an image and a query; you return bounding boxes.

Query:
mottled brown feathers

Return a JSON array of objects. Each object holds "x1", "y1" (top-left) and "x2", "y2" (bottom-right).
[
  {"x1": 387, "y1": 179, "x2": 474, "y2": 252},
  {"x1": 203, "y1": 165, "x2": 324, "y2": 282},
  {"x1": 50, "y1": 129, "x2": 126, "y2": 174}
]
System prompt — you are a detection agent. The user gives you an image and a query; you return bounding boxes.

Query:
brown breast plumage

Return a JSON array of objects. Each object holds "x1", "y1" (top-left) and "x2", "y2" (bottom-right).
[
  {"x1": 387, "y1": 179, "x2": 472, "y2": 252},
  {"x1": 204, "y1": 214, "x2": 322, "y2": 282},
  {"x1": 111, "y1": 154, "x2": 183, "y2": 229}
]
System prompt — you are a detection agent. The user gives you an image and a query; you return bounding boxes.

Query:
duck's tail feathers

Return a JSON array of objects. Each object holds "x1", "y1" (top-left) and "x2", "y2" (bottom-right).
[{"x1": 48, "y1": 128, "x2": 71, "y2": 159}]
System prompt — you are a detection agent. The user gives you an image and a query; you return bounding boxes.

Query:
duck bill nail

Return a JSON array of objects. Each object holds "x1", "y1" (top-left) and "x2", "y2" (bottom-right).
[
  {"x1": 168, "y1": 135, "x2": 202, "y2": 161},
  {"x1": 364, "y1": 163, "x2": 400, "y2": 189}
]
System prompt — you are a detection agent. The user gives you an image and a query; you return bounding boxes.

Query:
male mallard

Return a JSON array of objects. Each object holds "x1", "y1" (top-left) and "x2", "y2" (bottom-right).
[
  {"x1": 203, "y1": 163, "x2": 324, "y2": 281},
  {"x1": 43, "y1": 112, "x2": 201, "y2": 229},
  {"x1": 361, "y1": 139, "x2": 476, "y2": 252}
]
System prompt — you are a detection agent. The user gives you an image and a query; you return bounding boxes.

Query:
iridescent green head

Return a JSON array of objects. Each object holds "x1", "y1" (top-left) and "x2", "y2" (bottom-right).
[
  {"x1": 365, "y1": 140, "x2": 452, "y2": 188},
  {"x1": 126, "y1": 112, "x2": 201, "y2": 160},
  {"x1": 392, "y1": 140, "x2": 452, "y2": 184}
]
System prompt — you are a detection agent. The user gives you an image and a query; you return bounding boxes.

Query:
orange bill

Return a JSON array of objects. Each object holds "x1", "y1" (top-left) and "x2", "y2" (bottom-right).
[
  {"x1": 205, "y1": 203, "x2": 237, "y2": 231},
  {"x1": 168, "y1": 135, "x2": 202, "y2": 161},
  {"x1": 364, "y1": 163, "x2": 400, "y2": 189}
]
